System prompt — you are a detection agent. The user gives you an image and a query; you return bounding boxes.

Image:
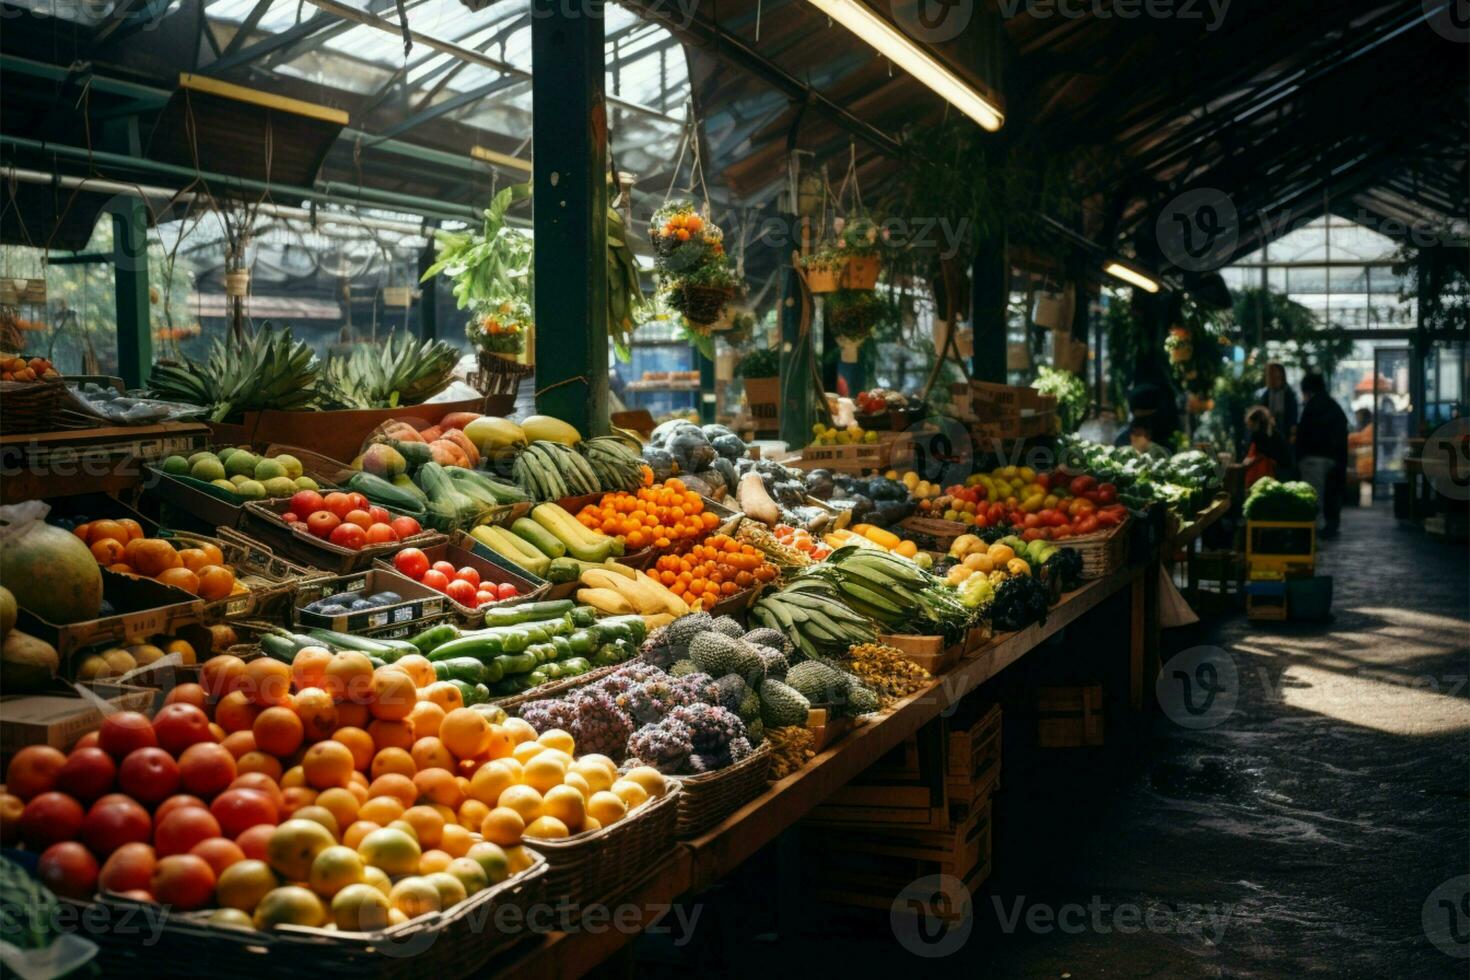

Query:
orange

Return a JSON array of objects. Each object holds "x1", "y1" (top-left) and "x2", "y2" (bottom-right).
[
  {"x1": 417, "y1": 849, "x2": 452, "y2": 874},
  {"x1": 484, "y1": 725, "x2": 514, "y2": 760},
  {"x1": 391, "y1": 655, "x2": 435, "y2": 689},
  {"x1": 401, "y1": 805, "x2": 444, "y2": 849},
  {"x1": 220, "y1": 730, "x2": 256, "y2": 759},
  {"x1": 115, "y1": 518, "x2": 144, "y2": 542},
  {"x1": 244, "y1": 659, "x2": 293, "y2": 708},
  {"x1": 501, "y1": 718, "x2": 537, "y2": 745},
  {"x1": 369, "y1": 668, "x2": 417, "y2": 721},
  {"x1": 438, "y1": 708, "x2": 491, "y2": 761},
  {"x1": 336, "y1": 701, "x2": 370, "y2": 729},
  {"x1": 214, "y1": 690, "x2": 260, "y2": 734},
  {"x1": 467, "y1": 761, "x2": 515, "y2": 806},
  {"x1": 292, "y1": 804, "x2": 340, "y2": 840},
  {"x1": 253, "y1": 706, "x2": 305, "y2": 757},
  {"x1": 198, "y1": 542, "x2": 225, "y2": 566},
  {"x1": 369, "y1": 747, "x2": 416, "y2": 780},
  {"x1": 367, "y1": 773, "x2": 418, "y2": 809},
  {"x1": 412, "y1": 768, "x2": 462, "y2": 809},
  {"x1": 279, "y1": 787, "x2": 319, "y2": 819},
  {"x1": 333, "y1": 727, "x2": 375, "y2": 771},
  {"x1": 439, "y1": 823, "x2": 472, "y2": 858},
  {"x1": 294, "y1": 688, "x2": 338, "y2": 742},
  {"x1": 388, "y1": 877, "x2": 440, "y2": 919},
  {"x1": 265, "y1": 818, "x2": 335, "y2": 880},
  {"x1": 90, "y1": 538, "x2": 127, "y2": 565},
  {"x1": 324, "y1": 652, "x2": 375, "y2": 704},
  {"x1": 342, "y1": 820, "x2": 380, "y2": 850},
  {"x1": 419, "y1": 682, "x2": 463, "y2": 714},
  {"x1": 290, "y1": 646, "x2": 332, "y2": 692},
  {"x1": 410, "y1": 737, "x2": 455, "y2": 772},
  {"x1": 496, "y1": 785, "x2": 543, "y2": 823},
  {"x1": 407, "y1": 701, "x2": 445, "y2": 738},
  {"x1": 281, "y1": 765, "x2": 307, "y2": 789},
  {"x1": 541, "y1": 785, "x2": 586, "y2": 833},
  {"x1": 201, "y1": 655, "x2": 248, "y2": 698},
  {"x1": 479, "y1": 807, "x2": 525, "y2": 846},
  {"x1": 368, "y1": 719, "x2": 415, "y2": 751},
  {"x1": 357, "y1": 828, "x2": 420, "y2": 878},
  {"x1": 315, "y1": 787, "x2": 360, "y2": 829},
  {"x1": 236, "y1": 751, "x2": 284, "y2": 782},
  {"x1": 302, "y1": 740, "x2": 355, "y2": 790},
  {"x1": 157, "y1": 566, "x2": 200, "y2": 594},
  {"x1": 308, "y1": 844, "x2": 364, "y2": 899},
  {"x1": 522, "y1": 755, "x2": 567, "y2": 795},
  {"x1": 176, "y1": 548, "x2": 210, "y2": 572},
  {"x1": 196, "y1": 565, "x2": 236, "y2": 602},
  {"x1": 456, "y1": 799, "x2": 490, "y2": 830},
  {"x1": 127, "y1": 538, "x2": 182, "y2": 577},
  {"x1": 87, "y1": 519, "x2": 128, "y2": 545},
  {"x1": 358, "y1": 796, "x2": 406, "y2": 826}
]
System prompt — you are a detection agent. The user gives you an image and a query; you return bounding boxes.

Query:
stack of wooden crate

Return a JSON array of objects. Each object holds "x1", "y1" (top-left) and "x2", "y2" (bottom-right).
[{"x1": 800, "y1": 704, "x2": 1002, "y2": 915}]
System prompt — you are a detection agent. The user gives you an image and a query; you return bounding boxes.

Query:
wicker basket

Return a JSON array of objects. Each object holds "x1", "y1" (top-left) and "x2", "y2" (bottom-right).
[
  {"x1": 529, "y1": 781, "x2": 681, "y2": 909},
  {"x1": 1066, "y1": 520, "x2": 1129, "y2": 579},
  {"x1": 675, "y1": 283, "x2": 734, "y2": 325},
  {"x1": 0, "y1": 378, "x2": 68, "y2": 434},
  {"x1": 80, "y1": 850, "x2": 548, "y2": 979},
  {"x1": 671, "y1": 741, "x2": 772, "y2": 836}
]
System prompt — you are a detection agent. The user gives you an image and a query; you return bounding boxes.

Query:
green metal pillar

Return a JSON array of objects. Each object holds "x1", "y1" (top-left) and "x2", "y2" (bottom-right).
[
  {"x1": 778, "y1": 216, "x2": 814, "y2": 447},
  {"x1": 697, "y1": 346, "x2": 716, "y2": 423},
  {"x1": 417, "y1": 228, "x2": 439, "y2": 341},
  {"x1": 111, "y1": 198, "x2": 152, "y2": 388},
  {"x1": 970, "y1": 234, "x2": 1008, "y2": 383},
  {"x1": 531, "y1": 0, "x2": 608, "y2": 435}
]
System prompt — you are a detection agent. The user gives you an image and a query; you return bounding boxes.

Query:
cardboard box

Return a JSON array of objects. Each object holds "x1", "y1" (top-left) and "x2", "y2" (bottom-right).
[
  {"x1": 0, "y1": 422, "x2": 210, "y2": 504},
  {"x1": 0, "y1": 682, "x2": 157, "y2": 759},
  {"x1": 742, "y1": 377, "x2": 780, "y2": 430},
  {"x1": 794, "y1": 441, "x2": 892, "y2": 474},
  {"x1": 16, "y1": 569, "x2": 205, "y2": 658},
  {"x1": 293, "y1": 567, "x2": 449, "y2": 632}
]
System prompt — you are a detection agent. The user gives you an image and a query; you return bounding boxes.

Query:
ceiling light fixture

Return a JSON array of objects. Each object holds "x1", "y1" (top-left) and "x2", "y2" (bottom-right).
[
  {"x1": 1103, "y1": 260, "x2": 1161, "y2": 293},
  {"x1": 802, "y1": 0, "x2": 1004, "y2": 132}
]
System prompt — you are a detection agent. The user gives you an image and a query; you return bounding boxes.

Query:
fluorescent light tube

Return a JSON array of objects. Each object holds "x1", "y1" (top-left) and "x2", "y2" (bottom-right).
[
  {"x1": 1103, "y1": 261, "x2": 1161, "y2": 293},
  {"x1": 803, "y1": 0, "x2": 1004, "y2": 132}
]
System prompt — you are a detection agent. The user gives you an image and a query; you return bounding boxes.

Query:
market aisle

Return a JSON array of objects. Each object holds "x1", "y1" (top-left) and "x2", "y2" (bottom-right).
[{"x1": 645, "y1": 506, "x2": 1468, "y2": 978}]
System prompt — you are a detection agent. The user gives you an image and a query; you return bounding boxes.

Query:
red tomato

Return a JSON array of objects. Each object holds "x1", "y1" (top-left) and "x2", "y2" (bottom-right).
[
  {"x1": 431, "y1": 560, "x2": 455, "y2": 576},
  {"x1": 367, "y1": 505, "x2": 391, "y2": 524},
  {"x1": 495, "y1": 582, "x2": 518, "y2": 600},
  {"x1": 1053, "y1": 526, "x2": 1073, "y2": 539},
  {"x1": 82, "y1": 797, "x2": 152, "y2": 855},
  {"x1": 307, "y1": 511, "x2": 341, "y2": 539},
  {"x1": 38, "y1": 842, "x2": 98, "y2": 900},
  {"x1": 390, "y1": 516, "x2": 422, "y2": 539},
  {"x1": 323, "y1": 492, "x2": 355, "y2": 519},
  {"x1": 346, "y1": 492, "x2": 370, "y2": 511},
  {"x1": 55, "y1": 747, "x2": 116, "y2": 803},
  {"x1": 974, "y1": 514, "x2": 989, "y2": 529},
  {"x1": 290, "y1": 490, "x2": 325, "y2": 517},
  {"x1": 1069, "y1": 475, "x2": 1097, "y2": 496},
  {"x1": 1095, "y1": 510, "x2": 1121, "y2": 527},
  {"x1": 1022, "y1": 528, "x2": 1044, "y2": 542},
  {"x1": 19, "y1": 792, "x2": 84, "y2": 849},
  {"x1": 421, "y1": 569, "x2": 450, "y2": 592},
  {"x1": 1035, "y1": 473, "x2": 1051, "y2": 491},
  {"x1": 97, "y1": 712, "x2": 158, "y2": 761},
  {"x1": 393, "y1": 548, "x2": 430, "y2": 580},
  {"x1": 445, "y1": 579, "x2": 477, "y2": 606},
  {"x1": 474, "y1": 590, "x2": 497, "y2": 607},
  {"x1": 343, "y1": 509, "x2": 374, "y2": 530},
  {"x1": 152, "y1": 703, "x2": 215, "y2": 756},
  {"x1": 454, "y1": 567, "x2": 481, "y2": 588},
  {"x1": 1022, "y1": 513, "x2": 1042, "y2": 529},
  {"x1": 1096, "y1": 482, "x2": 1118, "y2": 504},
  {"x1": 1075, "y1": 515, "x2": 1099, "y2": 535},
  {"x1": 118, "y1": 747, "x2": 181, "y2": 804},
  {"x1": 281, "y1": 512, "x2": 299, "y2": 524},
  {"x1": 365, "y1": 523, "x2": 399, "y2": 544},
  {"x1": 329, "y1": 522, "x2": 367, "y2": 550}
]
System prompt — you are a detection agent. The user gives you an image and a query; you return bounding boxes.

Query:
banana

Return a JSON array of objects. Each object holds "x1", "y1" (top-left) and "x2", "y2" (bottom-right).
[{"x1": 577, "y1": 588, "x2": 633, "y2": 614}]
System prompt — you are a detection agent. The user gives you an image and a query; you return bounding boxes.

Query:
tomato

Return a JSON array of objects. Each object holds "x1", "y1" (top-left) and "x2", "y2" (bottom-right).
[
  {"x1": 82, "y1": 797, "x2": 152, "y2": 855},
  {"x1": 1052, "y1": 526, "x2": 1072, "y2": 539},
  {"x1": 431, "y1": 561, "x2": 455, "y2": 577},
  {"x1": 1022, "y1": 513, "x2": 1042, "y2": 529},
  {"x1": 390, "y1": 516, "x2": 422, "y2": 539},
  {"x1": 343, "y1": 509, "x2": 374, "y2": 530},
  {"x1": 973, "y1": 513, "x2": 989, "y2": 529},
  {"x1": 421, "y1": 569, "x2": 450, "y2": 592},
  {"x1": 1075, "y1": 515, "x2": 1099, "y2": 535},
  {"x1": 445, "y1": 579, "x2": 477, "y2": 606},
  {"x1": 474, "y1": 590, "x2": 497, "y2": 607},
  {"x1": 454, "y1": 567, "x2": 481, "y2": 588},
  {"x1": 322, "y1": 492, "x2": 355, "y2": 519},
  {"x1": 346, "y1": 492, "x2": 370, "y2": 512},
  {"x1": 1095, "y1": 510, "x2": 1121, "y2": 527},
  {"x1": 1035, "y1": 473, "x2": 1051, "y2": 491},
  {"x1": 1069, "y1": 475, "x2": 1096, "y2": 496},
  {"x1": 211, "y1": 787, "x2": 280, "y2": 837},
  {"x1": 393, "y1": 548, "x2": 430, "y2": 580},
  {"x1": 152, "y1": 703, "x2": 215, "y2": 756},
  {"x1": 38, "y1": 842, "x2": 99, "y2": 900},
  {"x1": 98, "y1": 712, "x2": 158, "y2": 760},
  {"x1": 307, "y1": 511, "x2": 341, "y2": 539},
  {"x1": 55, "y1": 747, "x2": 116, "y2": 803},
  {"x1": 19, "y1": 792, "x2": 84, "y2": 849},
  {"x1": 1022, "y1": 528, "x2": 1044, "y2": 542},
  {"x1": 118, "y1": 747, "x2": 181, "y2": 804},
  {"x1": 329, "y1": 522, "x2": 367, "y2": 550},
  {"x1": 365, "y1": 523, "x2": 399, "y2": 545},
  {"x1": 495, "y1": 582, "x2": 517, "y2": 601},
  {"x1": 1096, "y1": 482, "x2": 1117, "y2": 504},
  {"x1": 290, "y1": 490, "x2": 325, "y2": 517},
  {"x1": 367, "y1": 505, "x2": 391, "y2": 525},
  {"x1": 281, "y1": 512, "x2": 299, "y2": 524}
]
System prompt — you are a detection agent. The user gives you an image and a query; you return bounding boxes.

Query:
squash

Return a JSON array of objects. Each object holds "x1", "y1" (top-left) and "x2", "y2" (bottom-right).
[{"x1": 736, "y1": 472, "x2": 780, "y2": 525}]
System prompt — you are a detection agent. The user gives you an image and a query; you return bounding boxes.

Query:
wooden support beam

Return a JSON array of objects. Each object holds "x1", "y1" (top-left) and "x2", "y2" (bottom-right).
[
  {"x1": 970, "y1": 236, "x2": 1008, "y2": 383},
  {"x1": 531, "y1": 0, "x2": 608, "y2": 436},
  {"x1": 111, "y1": 197, "x2": 152, "y2": 388}
]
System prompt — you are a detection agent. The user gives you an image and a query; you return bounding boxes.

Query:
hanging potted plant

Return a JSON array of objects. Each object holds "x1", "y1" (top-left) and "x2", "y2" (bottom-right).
[
  {"x1": 824, "y1": 288, "x2": 892, "y2": 346},
  {"x1": 650, "y1": 201, "x2": 740, "y2": 354},
  {"x1": 467, "y1": 299, "x2": 530, "y2": 359},
  {"x1": 799, "y1": 241, "x2": 844, "y2": 294},
  {"x1": 1165, "y1": 326, "x2": 1193, "y2": 364},
  {"x1": 836, "y1": 215, "x2": 883, "y2": 290}
]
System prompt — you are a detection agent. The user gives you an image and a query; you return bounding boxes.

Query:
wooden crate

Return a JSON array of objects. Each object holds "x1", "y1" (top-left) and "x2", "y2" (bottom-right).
[
  {"x1": 947, "y1": 703, "x2": 1002, "y2": 812},
  {"x1": 877, "y1": 632, "x2": 964, "y2": 675},
  {"x1": 794, "y1": 441, "x2": 892, "y2": 474},
  {"x1": 1036, "y1": 685, "x2": 1105, "y2": 747},
  {"x1": 807, "y1": 721, "x2": 951, "y2": 830},
  {"x1": 806, "y1": 799, "x2": 993, "y2": 918},
  {"x1": 805, "y1": 707, "x2": 855, "y2": 753}
]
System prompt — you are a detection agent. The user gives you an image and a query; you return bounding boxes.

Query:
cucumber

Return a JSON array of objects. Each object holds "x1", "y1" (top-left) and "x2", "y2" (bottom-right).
[
  {"x1": 449, "y1": 679, "x2": 482, "y2": 706},
  {"x1": 448, "y1": 467, "x2": 531, "y2": 506},
  {"x1": 386, "y1": 439, "x2": 434, "y2": 468},
  {"x1": 494, "y1": 651, "x2": 538, "y2": 675},
  {"x1": 560, "y1": 657, "x2": 591, "y2": 675},
  {"x1": 570, "y1": 607, "x2": 597, "y2": 628},
  {"x1": 433, "y1": 657, "x2": 488, "y2": 685},
  {"x1": 511, "y1": 517, "x2": 566, "y2": 559},
  {"x1": 306, "y1": 628, "x2": 417, "y2": 662},
  {"x1": 259, "y1": 634, "x2": 300, "y2": 663},
  {"x1": 541, "y1": 662, "x2": 563, "y2": 680},
  {"x1": 347, "y1": 471, "x2": 426, "y2": 515},
  {"x1": 411, "y1": 622, "x2": 461, "y2": 654},
  {"x1": 481, "y1": 599, "x2": 574, "y2": 628},
  {"x1": 544, "y1": 557, "x2": 581, "y2": 583},
  {"x1": 525, "y1": 670, "x2": 548, "y2": 687}
]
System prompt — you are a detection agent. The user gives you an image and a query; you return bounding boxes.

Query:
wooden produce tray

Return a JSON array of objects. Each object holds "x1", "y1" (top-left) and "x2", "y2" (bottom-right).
[
  {"x1": 375, "y1": 538, "x2": 548, "y2": 625},
  {"x1": 16, "y1": 568, "x2": 205, "y2": 658},
  {"x1": 241, "y1": 498, "x2": 444, "y2": 574},
  {"x1": 0, "y1": 421, "x2": 210, "y2": 504},
  {"x1": 878, "y1": 633, "x2": 965, "y2": 675}
]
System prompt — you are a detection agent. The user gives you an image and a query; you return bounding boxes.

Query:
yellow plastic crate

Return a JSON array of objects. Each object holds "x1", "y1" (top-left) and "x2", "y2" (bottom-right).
[{"x1": 1246, "y1": 520, "x2": 1316, "y2": 574}]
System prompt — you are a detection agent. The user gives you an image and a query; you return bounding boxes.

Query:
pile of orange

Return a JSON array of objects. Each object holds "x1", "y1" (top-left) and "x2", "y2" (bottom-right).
[
  {"x1": 73, "y1": 520, "x2": 240, "y2": 601},
  {"x1": 575, "y1": 479, "x2": 720, "y2": 551},
  {"x1": 650, "y1": 533, "x2": 777, "y2": 608}
]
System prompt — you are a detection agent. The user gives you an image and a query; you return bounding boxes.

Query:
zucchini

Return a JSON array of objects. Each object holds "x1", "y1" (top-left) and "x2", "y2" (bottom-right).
[
  {"x1": 433, "y1": 657, "x2": 488, "y2": 685},
  {"x1": 307, "y1": 628, "x2": 417, "y2": 662},
  {"x1": 560, "y1": 657, "x2": 591, "y2": 675},
  {"x1": 525, "y1": 669, "x2": 548, "y2": 687},
  {"x1": 494, "y1": 651, "x2": 538, "y2": 676},
  {"x1": 565, "y1": 630, "x2": 597, "y2": 656},
  {"x1": 450, "y1": 679, "x2": 482, "y2": 706},
  {"x1": 550, "y1": 635, "x2": 572, "y2": 659},
  {"x1": 541, "y1": 662, "x2": 563, "y2": 680},
  {"x1": 259, "y1": 634, "x2": 300, "y2": 664},
  {"x1": 481, "y1": 599, "x2": 575, "y2": 628},
  {"x1": 448, "y1": 467, "x2": 531, "y2": 506},
  {"x1": 511, "y1": 517, "x2": 566, "y2": 559},
  {"x1": 569, "y1": 606, "x2": 597, "y2": 628},
  {"x1": 347, "y1": 471, "x2": 426, "y2": 515},
  {"x1": 411, "y1": 622, "x2": 461, "y2": 655},
  {"x1": 544, "y1": 557, "x2": 581, "y2": 583},
  {"x1": 386, "y1": 439, "x2": 434, "y2": 468}
]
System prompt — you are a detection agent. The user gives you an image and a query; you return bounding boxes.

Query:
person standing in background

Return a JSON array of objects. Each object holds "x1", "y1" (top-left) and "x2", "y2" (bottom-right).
[
  {"x1": 1256, "y1": 362, "x2": 1299, "y2": 474},
  {"x1": 1242, "y1": 406, "x2": 1289, "y2": 488},
  {"x1": 1295, "y1": 373, "x2": 1348, "y2": 537}
]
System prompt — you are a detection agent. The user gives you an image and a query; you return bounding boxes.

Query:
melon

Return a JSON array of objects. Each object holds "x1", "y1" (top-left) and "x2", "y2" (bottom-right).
[
  {"x1": 0, "y1": 585, "x2": 14, "y2": 641},
  {"x1": 0, "y1": 521, "x2": 103, "y2": 624},
  {"x1": 521, "y1": 415, "x2": 581, "y2": 446},
  {"x1": 2, "y1": 629, "x2": 58, "y2": 692}
]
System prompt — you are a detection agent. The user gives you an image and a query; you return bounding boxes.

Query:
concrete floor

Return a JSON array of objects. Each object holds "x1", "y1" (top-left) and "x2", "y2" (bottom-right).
[{"x1": 632, "y1": 505, "x2": 1469, "y2": 978}]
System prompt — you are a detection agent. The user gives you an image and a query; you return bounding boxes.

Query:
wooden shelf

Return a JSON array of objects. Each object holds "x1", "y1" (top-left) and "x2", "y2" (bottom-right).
[{"x1": 488, "y1": 564, "x2": 1141, "y2": 979}]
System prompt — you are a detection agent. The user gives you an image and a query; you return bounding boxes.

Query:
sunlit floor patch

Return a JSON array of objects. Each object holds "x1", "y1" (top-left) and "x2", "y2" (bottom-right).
[{"x1": 1272, "y1": 663, "x2": 1470, "y2": 736}]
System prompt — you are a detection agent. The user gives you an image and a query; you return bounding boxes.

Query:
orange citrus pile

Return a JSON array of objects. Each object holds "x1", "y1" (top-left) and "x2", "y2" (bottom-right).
[
  {"x1": 73, "y1": 520, "x2": 240, "y2": 601},
  {"x1": 575, "y1": 479, "x2": 720, "y2": 551},
  {"x1": 651, "y1": 533, "x2": 777, "y2": 608}
]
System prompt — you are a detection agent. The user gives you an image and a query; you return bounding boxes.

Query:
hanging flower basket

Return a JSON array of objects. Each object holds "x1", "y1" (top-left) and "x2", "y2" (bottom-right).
[
  {"x1": 804, "y1": 265, "x2": 841, "y2": 294},
  {"x1": 468, "y1": 300, "x2": 530, "y2": 357},
  {"x1": 1165, "y1": 327, "x2": 1193, "y2": 364},
  {"x1": 672, "y1": 283, "x2": 735, "y2": 326},
  {"x1": 824, "y1": 288, "x2": 891, "y2": 347},
  {"x1": 841, "y1": 254, "x2": 882, "y2": 290}
]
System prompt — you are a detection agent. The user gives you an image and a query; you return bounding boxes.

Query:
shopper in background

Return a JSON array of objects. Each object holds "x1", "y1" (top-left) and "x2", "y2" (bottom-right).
[
  {"x1": 1242, "y1": 405, "x2": 1289, "y2": 488},
  {"x1": 1257, "y1": 362, "x2": 1299, "y2": 441},
  {"x1": 1296, "y1": 373, "x2": 1348, "y2": 536}
]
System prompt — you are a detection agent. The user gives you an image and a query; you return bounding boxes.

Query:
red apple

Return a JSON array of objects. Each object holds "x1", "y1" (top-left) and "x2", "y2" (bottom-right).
[
  {"x1": 307, "y1": 510, "x2": 340, "y2": 539},
  {"x1": 290, "y1": 489, "x2": 325, "y2": 517},
  {"x1": 329, "y1": 522, "x2": 366, "y2": 550}
]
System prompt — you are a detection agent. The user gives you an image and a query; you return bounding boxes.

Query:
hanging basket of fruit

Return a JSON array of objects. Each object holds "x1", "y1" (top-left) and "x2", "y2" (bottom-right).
[{"x1": 467, "y1": 299, "x2": 530, "y2": 358}]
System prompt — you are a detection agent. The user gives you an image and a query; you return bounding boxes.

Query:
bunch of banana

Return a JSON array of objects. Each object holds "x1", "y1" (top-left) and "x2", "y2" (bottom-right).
[
  {"x1": 577, "y1": 566, "x2": 688, "y2": 627},
  {"x1": 750, "y1": 579, "x2": 876, "y2": 661},
  {"x1": 319, "y1": 332, "x2": 460, "y2": 409},
  {"x1": 512, "y1": 440, "x2": 600, "y2": 499},
  {"x1": 801, "y1": 546, "x2": 973, "y2": 641},
  {"x1": 607, "y1": 193, "x2": 645, "y2": 359},
  {"x1": 580, "y1": 436, "x2": 645, "y2": 492}
]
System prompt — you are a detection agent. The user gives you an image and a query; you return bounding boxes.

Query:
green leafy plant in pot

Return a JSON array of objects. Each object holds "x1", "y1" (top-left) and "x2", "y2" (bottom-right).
[{"x1": 649, "y1": 201, "x2": 741, "y2": 356}]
